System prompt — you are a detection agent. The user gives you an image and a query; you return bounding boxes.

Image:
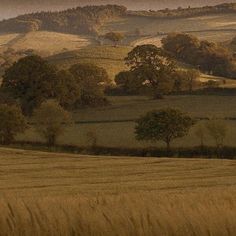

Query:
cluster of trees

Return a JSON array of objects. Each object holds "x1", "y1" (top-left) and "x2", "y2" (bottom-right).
[
  {"x1": 129, "y1": 3, "x2": 236, "y2": 19},
  {"x1": 0, "y1": 5, "x2": 127, "y2": 35},
  {"x1": 162, "y1": 33, "x2": 236, "y2": 78},
  {"x1": 0, "y1": 100, "x2": 71, "y2": 146},
  {"x1": 135, "y1": 108, "x2": 228, "y2": 156},
  {"x1": 1, "y1": 55, "x2": 110, "y2": 115},
  {"x1": 115, "y1": 44, "x2": 200, "y2": 97},
  {"x1": 0, "y1": 54, "x2": 112, "y2": 146}
]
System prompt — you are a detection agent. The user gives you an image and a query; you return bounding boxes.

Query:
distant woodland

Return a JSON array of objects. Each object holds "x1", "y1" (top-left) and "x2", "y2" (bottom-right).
[
  {"x1": 129, "y1": 3, "x2": 236, "y2": 18},
  {"x1": 0, "y1": 5, "x2": 127, "y2": 35},
  {"x1": 0, "y1": 3, "x2": 236, "y2": 35}
]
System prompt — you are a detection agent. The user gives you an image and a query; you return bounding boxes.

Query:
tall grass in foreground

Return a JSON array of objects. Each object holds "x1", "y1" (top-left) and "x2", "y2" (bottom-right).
[{"x1": 0, "y1": 190, "x2": 235, "y2": 236}]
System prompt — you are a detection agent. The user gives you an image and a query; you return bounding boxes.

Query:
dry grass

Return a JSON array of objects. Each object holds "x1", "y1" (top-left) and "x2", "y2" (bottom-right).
[
  {"x1": 100, "y1": 14, "x2": 236, "y2": 38},
  {"x1": 0, "y1": 31, "x2": 93, "y2": 56},
  {"x1": 1, "y1": 191, "x2": 236, "y2": 236},
  {"x1": 0, "y1": 148, "x2": 235, "y2": 235},
  {"x1": 0, "y1": 33, "x2": 19, "y2": 47},
  {"x1": 49, "y1": 45, "x2": 131, "y2": 80}
]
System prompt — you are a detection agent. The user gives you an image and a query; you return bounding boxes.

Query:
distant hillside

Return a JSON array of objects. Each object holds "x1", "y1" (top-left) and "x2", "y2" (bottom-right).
[
  {"x1": 1, "y1": 1, "x2": 234, "y2": 15},
  {"x1": 0, "y1": 3, "x2": 236, "y2": 35},
  {"x1": 129, "y1": 3, "x2": 236, "y2": 18},
  {"x1": 0, "y1": 5, "x2": 127, "y2": 35}
]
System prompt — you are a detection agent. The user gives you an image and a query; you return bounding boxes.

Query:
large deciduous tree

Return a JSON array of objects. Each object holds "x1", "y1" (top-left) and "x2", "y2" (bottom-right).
[
  {"x1": 55, "y1": 70, "x2": 81, "y2": 110},
  {"x1": 125, "y1": 44, "x2": 176, "y2": 98},
  {"x1": 115, "y1": 71, "x2": 141, "y2": 94},
  {"x1": 69, "y1": 63, "x2": 110, "y2": 106},
  {"x1": 135, "y1": 108, "x2": 195, "y2": 152},
  {"x1": 2, "y1": 55, "x2": 58, "y2": 115}
]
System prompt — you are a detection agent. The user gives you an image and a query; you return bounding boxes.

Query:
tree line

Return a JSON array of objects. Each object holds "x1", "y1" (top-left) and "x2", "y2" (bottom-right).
[
  {"x1": 1, "y1": 55, "x2": 110, "y2": 115},
  {"x1": 162, "y1": 33, "x2": 236, "y2": 78},
  {"x1": 129, "y1": 3, "x2": 236, "y2": 19}
]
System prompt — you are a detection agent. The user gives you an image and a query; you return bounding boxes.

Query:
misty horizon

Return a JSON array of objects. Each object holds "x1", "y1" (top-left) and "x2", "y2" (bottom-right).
[{"x1": 0, "y1": 0, "x2": 234, "y2": 20}]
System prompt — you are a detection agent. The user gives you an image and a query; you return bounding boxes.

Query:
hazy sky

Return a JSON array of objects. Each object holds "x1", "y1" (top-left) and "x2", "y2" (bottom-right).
[{"x1": 0, "y1": 0, "x2": 234, "y2": 19}]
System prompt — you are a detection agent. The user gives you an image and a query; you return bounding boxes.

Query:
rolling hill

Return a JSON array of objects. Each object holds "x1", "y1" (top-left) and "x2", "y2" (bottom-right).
[
  {"x1": 0, "y1": 31, "x2": 93, "y2": 56},
  {"x1": 47, "y1": 45, "x2": 131, "y2": 79}
]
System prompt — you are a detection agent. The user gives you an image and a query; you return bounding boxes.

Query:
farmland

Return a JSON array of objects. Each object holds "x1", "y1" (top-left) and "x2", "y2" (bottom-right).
[
  {"x1": 0, "y1": 4, "x2": 236, "y2": 236},
  {"x1": 48, "y1": 45, "x2": 131, "y2": 80},
  {"x1": 17, "y1": 95, "x2": 236, "y2": 148},
  {"x1": 0, "y1": 31, "x2": 93, "y2": 56},
  {"x1": 0, "y1": 148, "x2": 235, "y2": 235},
  {"x1": 100, "y1": 13, "x2": 236, "y2": 42}
]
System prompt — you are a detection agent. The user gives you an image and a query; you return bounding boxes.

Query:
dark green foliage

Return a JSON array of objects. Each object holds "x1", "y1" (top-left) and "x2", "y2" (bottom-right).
[
  {"x1": 33, "y1": 100, "x2": 71, "y2": 146},
  {"x1": 172, "y1": 69, "x2": 200, "y2": 92},
  {"x1": 2, "y1": 55, "x2": 59, "y2": 115},
  {"x1": 135, "y1": 109, "x2": 195, "y2": 151},
  {"x1": 55, "y1": 70, "x2": 81, "y2": 110},
  {"x1": 0, "y1": 5, "x2": 127, "y2": 35},
  {"x1": 115, "y1": 71, "x2": 141, "y2": 94},
  {"x1": 1, "y1": 55, "x2": 111, "y2": 114},
  {"x1": 124, "y1": 44, "x2": 176, "y2": 98},
  {"x1": 162, "y1": 33, "x2": 236, "y2": 78},
  {"x1": 69, "y1": 63, "x2": 110, "y2": 107},
  {"x1": 0, "y1": 104, "x2": 27, "y2": 144}
]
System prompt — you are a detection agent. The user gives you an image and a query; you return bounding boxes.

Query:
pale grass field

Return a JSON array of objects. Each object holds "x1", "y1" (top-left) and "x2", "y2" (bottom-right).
[
  {"x1": 133, "y1": 31, "x2": 236, "y2": 47},
  {"x1": 0, "y1": 31, "x2": 93, "y2": 56},
  {"x1": 18, "y1": 95, "x2": 236, "y2": 148},
  {"x1": 100, "y1": 14, "x2": 236, "y2": 36},
  {"x1": 0, "y1": 148, "x2": 235, "y2": 235},
  {"x1": 0, "y1": 33, "x2": 19, "y2": 47},
  {"x1": 49, "y1": 45, "x2": 131, "y2": 80}
]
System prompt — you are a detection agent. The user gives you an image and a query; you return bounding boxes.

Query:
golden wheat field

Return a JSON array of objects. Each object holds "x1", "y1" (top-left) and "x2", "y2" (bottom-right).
[{"x1": 0, "y1": 148, "x2": 236, "y2": 235}]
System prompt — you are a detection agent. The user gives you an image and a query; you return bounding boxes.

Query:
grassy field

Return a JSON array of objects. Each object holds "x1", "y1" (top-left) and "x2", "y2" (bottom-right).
[
  {"x1": 48, "y1": 45, "x2": 131, "y2": 80},
  {"x1": 100, "y1": 14, "x2": 236, "y2": 41},
  {"x1": 17, "y1": 95, "x2": 236, "y2": 148},
  {"x1": 0, "y1": 31, "x2": 93, "y2": 56},
  {"x1": 0, "y1": 148, "x2": 235, "y2": 235}
]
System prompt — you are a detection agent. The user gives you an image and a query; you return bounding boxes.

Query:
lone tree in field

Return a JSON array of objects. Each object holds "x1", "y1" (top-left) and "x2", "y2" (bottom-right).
[
  {"x1": 2, "y1": 55, "x2": 58, "y2": 115},
  {"x1": 105, "y1": 32, "x2": 124, "y2": 46},
  {"x1": 33, "y1": 100, "x2": 71, "y2": 146},
  {"x1": 135, "y1": 109, "x2": 195, "y2": 152},
  {"x1": 0, "y1": 104, "x2": 27, "y2": 144},
  {"x1": 125, "y1": 44, "x2": 176, "y2": 98}
]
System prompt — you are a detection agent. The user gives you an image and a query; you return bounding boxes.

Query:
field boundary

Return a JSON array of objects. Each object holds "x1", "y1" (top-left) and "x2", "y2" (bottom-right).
[{"x1": 4, "y1": 141, "x2": 236, "y2": 160}]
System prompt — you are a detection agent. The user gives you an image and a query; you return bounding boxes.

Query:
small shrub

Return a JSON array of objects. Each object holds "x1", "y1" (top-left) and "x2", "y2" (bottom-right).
[{"x1": 33, "y1": 100, "x2": 71, "y2": 146}]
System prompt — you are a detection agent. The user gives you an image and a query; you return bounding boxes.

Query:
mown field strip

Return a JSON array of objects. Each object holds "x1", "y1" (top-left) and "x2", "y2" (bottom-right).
[{"x1": 0, "y1": 148, "x2": 236, "y2": 197}]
